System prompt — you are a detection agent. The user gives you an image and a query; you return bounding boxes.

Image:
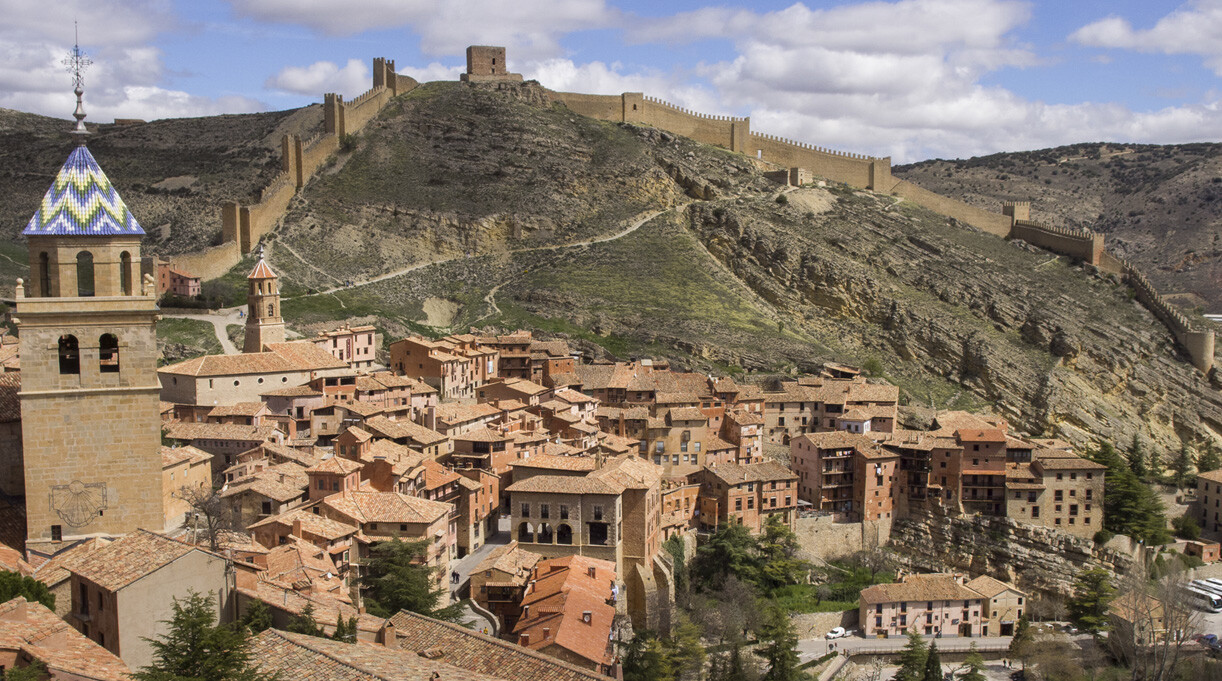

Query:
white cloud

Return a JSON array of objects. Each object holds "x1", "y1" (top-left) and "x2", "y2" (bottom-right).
[
  {"x1": 226, "y1": 0, "x2": 620, "y2": 60},
  {"x1": 394, "y1": 61, "x2": 464, "y2": 83},
  {"x1": 267, "y1": 58, "x2": 370, "y2": 97},
  {"x1": 1070, "y1": 1, "x2": 1222, "y2": 74}
]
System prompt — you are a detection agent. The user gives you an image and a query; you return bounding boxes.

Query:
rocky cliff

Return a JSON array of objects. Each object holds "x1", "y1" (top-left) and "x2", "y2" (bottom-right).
[{"x1": 888, "y1": 509, "x2": 1134, "y2": 596}]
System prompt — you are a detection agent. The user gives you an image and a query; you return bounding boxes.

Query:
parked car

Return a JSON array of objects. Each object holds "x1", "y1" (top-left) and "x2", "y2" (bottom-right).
[
  {"x1": 1201, "y1": 634, "x2": 1219, "y2": 645},
  {"x1": 826, "y1": 627, "x2": 846, "y2": 640}
]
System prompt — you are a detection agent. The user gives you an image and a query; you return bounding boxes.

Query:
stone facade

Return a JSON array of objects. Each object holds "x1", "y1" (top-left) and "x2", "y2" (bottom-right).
[{"x1": 18, "y1": 233, "x2": 165, "y2": 551}]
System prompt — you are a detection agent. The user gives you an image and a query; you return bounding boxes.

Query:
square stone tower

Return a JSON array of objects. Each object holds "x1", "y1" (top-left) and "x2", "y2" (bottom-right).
[
  {"x1": 461, "y1": 46, "x2": 523, "y2": 83},
  {"x1": 17, "y1": 142, "x2": 165, "y2": 552}
]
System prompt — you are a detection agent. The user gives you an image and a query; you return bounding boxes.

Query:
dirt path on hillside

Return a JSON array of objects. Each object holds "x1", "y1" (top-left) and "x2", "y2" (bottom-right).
[{"x1": 291, "y1": 207, "x2": 673, "y2": 299}]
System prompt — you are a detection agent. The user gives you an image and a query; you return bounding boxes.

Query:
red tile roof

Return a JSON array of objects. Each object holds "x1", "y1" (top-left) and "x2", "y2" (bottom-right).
[
  {"x1": 252, "y1": 628, "x2": 505, "y2": 681},
  {"x1": 513, "y1": 555, "x2": 617, "y2": 667},
  {"x1": 0, "y1": 597, "x2": 131, "y2": 680}
]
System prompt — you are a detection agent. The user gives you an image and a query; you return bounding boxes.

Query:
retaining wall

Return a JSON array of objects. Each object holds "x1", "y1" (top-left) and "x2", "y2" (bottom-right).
[{"x1": 793, "y1": 515, "x2": 892, "y2": 563}]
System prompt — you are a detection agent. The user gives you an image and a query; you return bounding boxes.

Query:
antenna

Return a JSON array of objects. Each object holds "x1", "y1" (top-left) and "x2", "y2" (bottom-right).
[{"x1": 62, "y1": 21, "x2": 93, "y2": 142}]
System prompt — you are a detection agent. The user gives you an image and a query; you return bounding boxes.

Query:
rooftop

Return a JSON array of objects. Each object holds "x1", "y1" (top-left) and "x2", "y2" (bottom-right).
[
  {"x1": 67, "y1": 529, "x2": 209, "y2": 592},
  {"x1": 23, "y1": 145, "x2": 143, "y2": 237},
  {"x1": 251, "y1": 628, "x2": 504, "y2": 681}
]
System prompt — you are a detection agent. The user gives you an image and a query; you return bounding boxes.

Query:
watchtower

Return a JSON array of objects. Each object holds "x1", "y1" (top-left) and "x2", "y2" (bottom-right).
[
  {"x1": 243, "y1": 248, "x2": 285, "y2": 353},
  {"x1": 460, "y1": 46, "x2": 523, "y2": 83},
  {"x1": 16, "y1": 47, "x2": 164, "y2": 551}
]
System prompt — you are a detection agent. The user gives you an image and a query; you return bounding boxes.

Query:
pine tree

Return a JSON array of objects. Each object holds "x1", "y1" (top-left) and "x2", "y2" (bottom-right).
[
  {"x1": 239, "y1": 599, "x2": 273, "y2": 634},
  {"x1": 1198, "y1": 441, "x2": 1221, "y2": 475},
  {"x1": 331, "y1": 614, "x2": 358, "y2": 643},
  {"x1": 757, "y1": 515, "x2": 808, "y2": 593},
  {"x1": 1171, "y1": 442, "x2": 1193, "y2": 489},
  {"x1": 133, "y1": 591, "x2": 274, "y2": 681},
  {"x1": 1007, "y1": 616, "x2": 1033, "y2": 666},
  {"x1": 893, "y1": 629, "x2": 928, "y2": 681},
  {"x1": 757, "y1": 603, "x2": 802, "y2": 681},
  {"x1": 666, "y1": 610, "x2": 706, "y2": 680},
  {"x1": 692, "y1": 522, "x2": 761, "y2": 591},
  {"x1": 4, "y1": 660, "x2": 47, "y2": 681},
  {"x1": 921, "y1": 641, "x2": 942, "y2": 681},
  {"x1": 623, "y1": 632, "x2": 675, "y2": 681},
  {"x1": 0, "y1": 571, "x2": 55, "y2": 611},
  {"x1": 285, "y1": 602, "x2": 323, "y2": 637},
  {"x1": 958, "y1": 642, "x2": 986, "y2": 681},
  {"x1": 1127, "y1": 435, "x2": 1147, "y2": 479},
  {"x1": 360, "y1": 538, "x2": 463, "y2": 621},
  {"x1": 1067, "y1": 567, "x2": 1115, "y2": 635},
  {"x1": 1091, "y1": 442, "x2": 1170, "y2": 544}
]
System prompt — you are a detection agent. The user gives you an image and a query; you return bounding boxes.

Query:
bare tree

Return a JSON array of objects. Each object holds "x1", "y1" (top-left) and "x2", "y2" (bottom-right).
[
  {"x1": 1031, "y1": 594, "x2": 1068, "y2": 622},
  {"x1": 174, "y1": 485, "x2": 241, "y2": 552},
  {"x1": 1107, "y1": 560, "x2": 1201, "y2": 681},
  {"x1": 1029, "y1": 632, "x2": 1084, "y2": 681}
]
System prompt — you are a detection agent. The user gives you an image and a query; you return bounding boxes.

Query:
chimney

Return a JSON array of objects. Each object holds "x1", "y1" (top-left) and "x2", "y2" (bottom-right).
[
  {"x1": 543, "y1": 627, "x2": 551, "y2": 640},
  {"x1": 582, "y1": 611, "x2": 592, "y2": 624},
  {"x1": 521, "y1": 633, "x2": 530, "y2": 645},
  {"x1": 378, "y1": 618, "x2": 397, "y2": 646},
  {"x1": 588, "y1": 566, "x2": 596, "y2": 578},
  {"x1": 292, "y1": 519, "x2": 303, "y2": 538}
]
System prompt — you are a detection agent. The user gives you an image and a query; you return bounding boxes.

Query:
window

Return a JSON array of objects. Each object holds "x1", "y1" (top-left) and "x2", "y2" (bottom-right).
[
  {"x1": 735, "y1": 498, "x2": 742, "y2": 511},
  {"x1": 37, "y1": 252, "x2": 50, "y2": 296},
  {"x1": 99, "y1": 334, "x2": 120, "y2": 373},
  {"x1": 655, "y1": 442, "x2": 665, "y2": 453},
  {"x1": 261, "y1": 501, "x2": 272, "y2": 515},
  {"x1": 540, "y1": 504, "x2": 550, "y2": 519},
  {"x1": 267, "y1": 303, "x2": 274, "y2": 316},
  {"x1": 76, "y1": 251, "x2": 94, "y2": 296},
  {"x1": 51, "y1": 525, "x2": 62, "y2": 542},
  {"x1": 120, "y1": 251, "x2": 132, "y2": 295},
  {"x1": 593, "y1": 505, "x2": 603, "y2": 521},
  {"x1": 58, "y1": 335, "x2": 80, "y2": 374},
  {"x1": 560, "y1": 504, "x2": 569, "y2": 520}
]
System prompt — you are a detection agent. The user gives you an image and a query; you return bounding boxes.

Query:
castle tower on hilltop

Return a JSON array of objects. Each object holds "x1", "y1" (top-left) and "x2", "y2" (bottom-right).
[
  {"x1": 460, "y1": 46, "x2": 523, "y2": 83},
  {"x1": 243, "y1": 248, "x2": 285, "y2": 352},
  {"x1": 16, "y1": 46, "x2": 165, "y2": 551}
]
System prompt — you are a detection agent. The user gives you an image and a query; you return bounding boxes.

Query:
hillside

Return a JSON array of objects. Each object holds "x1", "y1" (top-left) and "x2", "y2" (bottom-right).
[
  {"x1": 1, "y1": 84, "x2": 1219, "y2": 456},
  {"x1": 895, "y1": 143, "x2": 1222, "y2": 312}
]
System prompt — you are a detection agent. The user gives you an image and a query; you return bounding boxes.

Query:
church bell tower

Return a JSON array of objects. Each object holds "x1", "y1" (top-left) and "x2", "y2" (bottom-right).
[
  {"x1": 243, "y1": 247, "x2": 285, "y2": 353},
  {"x1": 16, "y1": 41, "x2": 164, "y2": 551}
]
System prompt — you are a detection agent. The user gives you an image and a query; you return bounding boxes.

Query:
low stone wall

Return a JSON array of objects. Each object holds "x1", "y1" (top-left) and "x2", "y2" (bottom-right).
[{"x1": 792, "y1": 610, "x2": 858, "y2": 639}]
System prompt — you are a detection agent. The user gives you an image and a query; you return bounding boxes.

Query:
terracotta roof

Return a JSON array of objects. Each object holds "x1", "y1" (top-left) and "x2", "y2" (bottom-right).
[
  {"x1": 364, "y1": 415, "x2": 447, "y2": 445},
  {"x1": 474, "y1": 541, "x2": 542, "y2": 579},
  {"x1": 956, "y1": 428, "x2": 1008, "y2": 444},
  {"x1": 222, "y1": 462, "x2": 309, "y2": 502},
  {"x1": 435, "y1": 402, "x2": 501, "y2": 425},
  {"x1": 513, "y1": 556, "x2": 616, "y2": 667},
  {"x1": 1033, "y1": 454, "x2": 1106, "y2": 471},
  {"x1": 725, "y1": 408, "x2": 764, "y2": 426},
  {"x1": 263, "y1": 539, "x2": 341, "y2": 588},
  {"x1": 667, "y1": 407, "x2": 706, "y2": 422},
  {"x1": 1199, "y1": 470, "x2": 1222, "y2": 485},
  {"x1": 261, "y1": 384, "x2": 325, "y2": 397},
  {"x1": 209, "y1": 402, "x2": 269, "y2": 417},
  {"x1": 553, "y1": 388, "x2": 595, "y2": 404},
  {"x1": 307, "y1": 456, "x2": 364, "y2": 475},
  {"x1": 454, "y1": 427, "x2": 510, "y2": 443},
  {"x1": 390, "y1": 610, "x2": 606, "y2": 681},
  {"x1": 422, "y1": 459, "x2": 462, "y2": 490},
  {"x1": 161, "y1": 445, "x2": 213, "y2": 468},
  {"x1": 704, "y1": 461, "x2": 797, "y2": 485},
  {"x1": 67, "y1": 529, "x2": 211, "y2": 592},
  {"x1": 507, "y1": 474, "x2": 623, "y2": 496},
  {"x1": 965, "y1": 574, "x2": 1024, "y2": 599},
  {"x1": 322, "y1": 490, "x2": 451, "y2": 525},
  {"x1": 0, "y1": 542, "x2": 32, "y2": 577},
  {"x1": 509, "y1": 455, "x2": 599, "y2": 473},
  {"x1": 860, "y1": 573, "x2": 982, "y2": 605},
  {"x1": 248, "y1": 257, "x2": 277, "y2": 279},
  {"x1": 160, "y1": 341, "x2": 345, "y2": 377},
  {"x1": 0, "y1": 597, "x2": 131, "y2": 681},
  {"x1": 594, "y1": 456, "x2": 662, "y2": 490},
  {"x1": 165, "y1": 421, "x2": 281, "y2": 443},
  {"x1": 248, "y1": 507, "x2": 359, "y2": 541},
  {"x1": 33, "y1": 537, "x2": 111, "y2": 589},
  {"x1": 252, "y1": 628, "x2": 504, "y2": 681},
  {"x1": 0, "y1": 373, "x2": 19, "y2": 423}
]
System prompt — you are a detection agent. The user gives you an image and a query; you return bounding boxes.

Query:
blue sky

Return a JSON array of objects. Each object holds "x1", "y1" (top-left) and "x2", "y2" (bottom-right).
[{"x1": 2, "y1": 0, "x2": 1220, "y2": 162}]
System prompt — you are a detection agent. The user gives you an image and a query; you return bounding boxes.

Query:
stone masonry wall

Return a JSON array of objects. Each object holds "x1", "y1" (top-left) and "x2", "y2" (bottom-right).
[{"x1": 793, "y1": 515, "x2": 893, "y2": 563}]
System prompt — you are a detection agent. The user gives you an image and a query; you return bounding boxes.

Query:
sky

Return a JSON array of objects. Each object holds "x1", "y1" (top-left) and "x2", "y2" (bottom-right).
[{"x1": 1, "y1": 0, "x2": 1220, "y2": 163}]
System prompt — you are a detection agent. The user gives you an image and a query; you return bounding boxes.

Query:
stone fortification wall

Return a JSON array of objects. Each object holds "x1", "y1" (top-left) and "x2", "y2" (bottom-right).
[
  {"x1": 634, "y1": 95, "x2": 748, "y2": 153},
  {"x1": 1123, "y1": 260, "x2": 1215, "y2": 373},
  {"x1": 192, "y1": 58, "x2": 419, "y2": 265},
  {"x1": 168, "y1": 241, "x2": 243, "y2": 282},
  {"x1": 548, "y1": 91, "x2": 623, "y2": 120},
  {"x1": 887, "y1": 508, "x2": 1134, "y2": 597},
  {"x1": 792, "y1": 610, "x2": 859, "y2": 639},
  {"x1": 890, "y1": 179, "x2": 1013, "y2": 237},
  {"x1": 750, "y1": 132, "x2": 886, "y2": 190},
  {"x1": 793, "y1": 515, "x2": 892, "y2": 563},
  {"x1": 1011, "y1": 220, "x2": 1104, "y2": 265}
]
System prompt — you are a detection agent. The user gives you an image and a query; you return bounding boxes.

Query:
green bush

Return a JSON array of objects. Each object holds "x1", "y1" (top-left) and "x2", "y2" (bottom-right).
[{"x1": 775, "y1": 193, "x2": 788, "y2": 205}]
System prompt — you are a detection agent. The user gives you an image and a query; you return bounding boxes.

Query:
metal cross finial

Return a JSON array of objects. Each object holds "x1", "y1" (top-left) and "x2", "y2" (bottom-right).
[
  {"x1": 256, "y1": 243, "x2": 265, "y2": 260},
  {"x1": 62, "y1": 21, "x2": 93, "y2": 142}
]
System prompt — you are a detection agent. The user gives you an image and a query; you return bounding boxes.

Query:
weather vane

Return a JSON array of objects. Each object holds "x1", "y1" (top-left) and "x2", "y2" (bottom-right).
[{"x1": 62, "y1": 21, "x2": 92, "y2": 140}]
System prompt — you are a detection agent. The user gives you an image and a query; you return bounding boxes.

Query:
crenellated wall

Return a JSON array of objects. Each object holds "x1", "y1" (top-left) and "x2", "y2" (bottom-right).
[
  {"x1": 890, "y1": 179, "x2": 1013, "y2": 236},
  {"x1": 198, "y1": 57, "x2": 420, "y2": 267},
  {"x1": 1123, "y1": 261, "x2": 1215, "y2": 373},
  {"x1": 1011, "y1": 220, "x2": 1104, "y2": 265}
]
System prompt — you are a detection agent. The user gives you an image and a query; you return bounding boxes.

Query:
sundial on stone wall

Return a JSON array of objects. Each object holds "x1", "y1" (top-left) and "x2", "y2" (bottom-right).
[{"x1": 50, "y1": 480, "x2": 108, "y2": 528}]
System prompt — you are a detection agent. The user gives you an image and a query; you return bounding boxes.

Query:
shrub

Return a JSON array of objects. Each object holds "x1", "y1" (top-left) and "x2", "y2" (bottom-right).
[
  {"x1": 1093, "y1": 529, "x2": 1114, "y2": 545},
  {"x1": 775, "y1": 194, "x2": 788, "y2": 205}
]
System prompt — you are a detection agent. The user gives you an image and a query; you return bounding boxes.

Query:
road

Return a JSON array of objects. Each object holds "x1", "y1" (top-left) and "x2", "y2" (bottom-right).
[{"x1": 169, "y1": 308, "x2": 243, "y2": 355}]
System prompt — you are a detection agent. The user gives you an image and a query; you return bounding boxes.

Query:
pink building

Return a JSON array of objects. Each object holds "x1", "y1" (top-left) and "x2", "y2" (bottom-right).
[
  {"x1": 314, "y1": 324, "x2": 377, "y2": 370},
  {"x1": 155, "y1": 261, "x2": 201, "y2": 298},
  {"x1": 860, "y1": 573, "x2": 986, "y2": 638}
]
